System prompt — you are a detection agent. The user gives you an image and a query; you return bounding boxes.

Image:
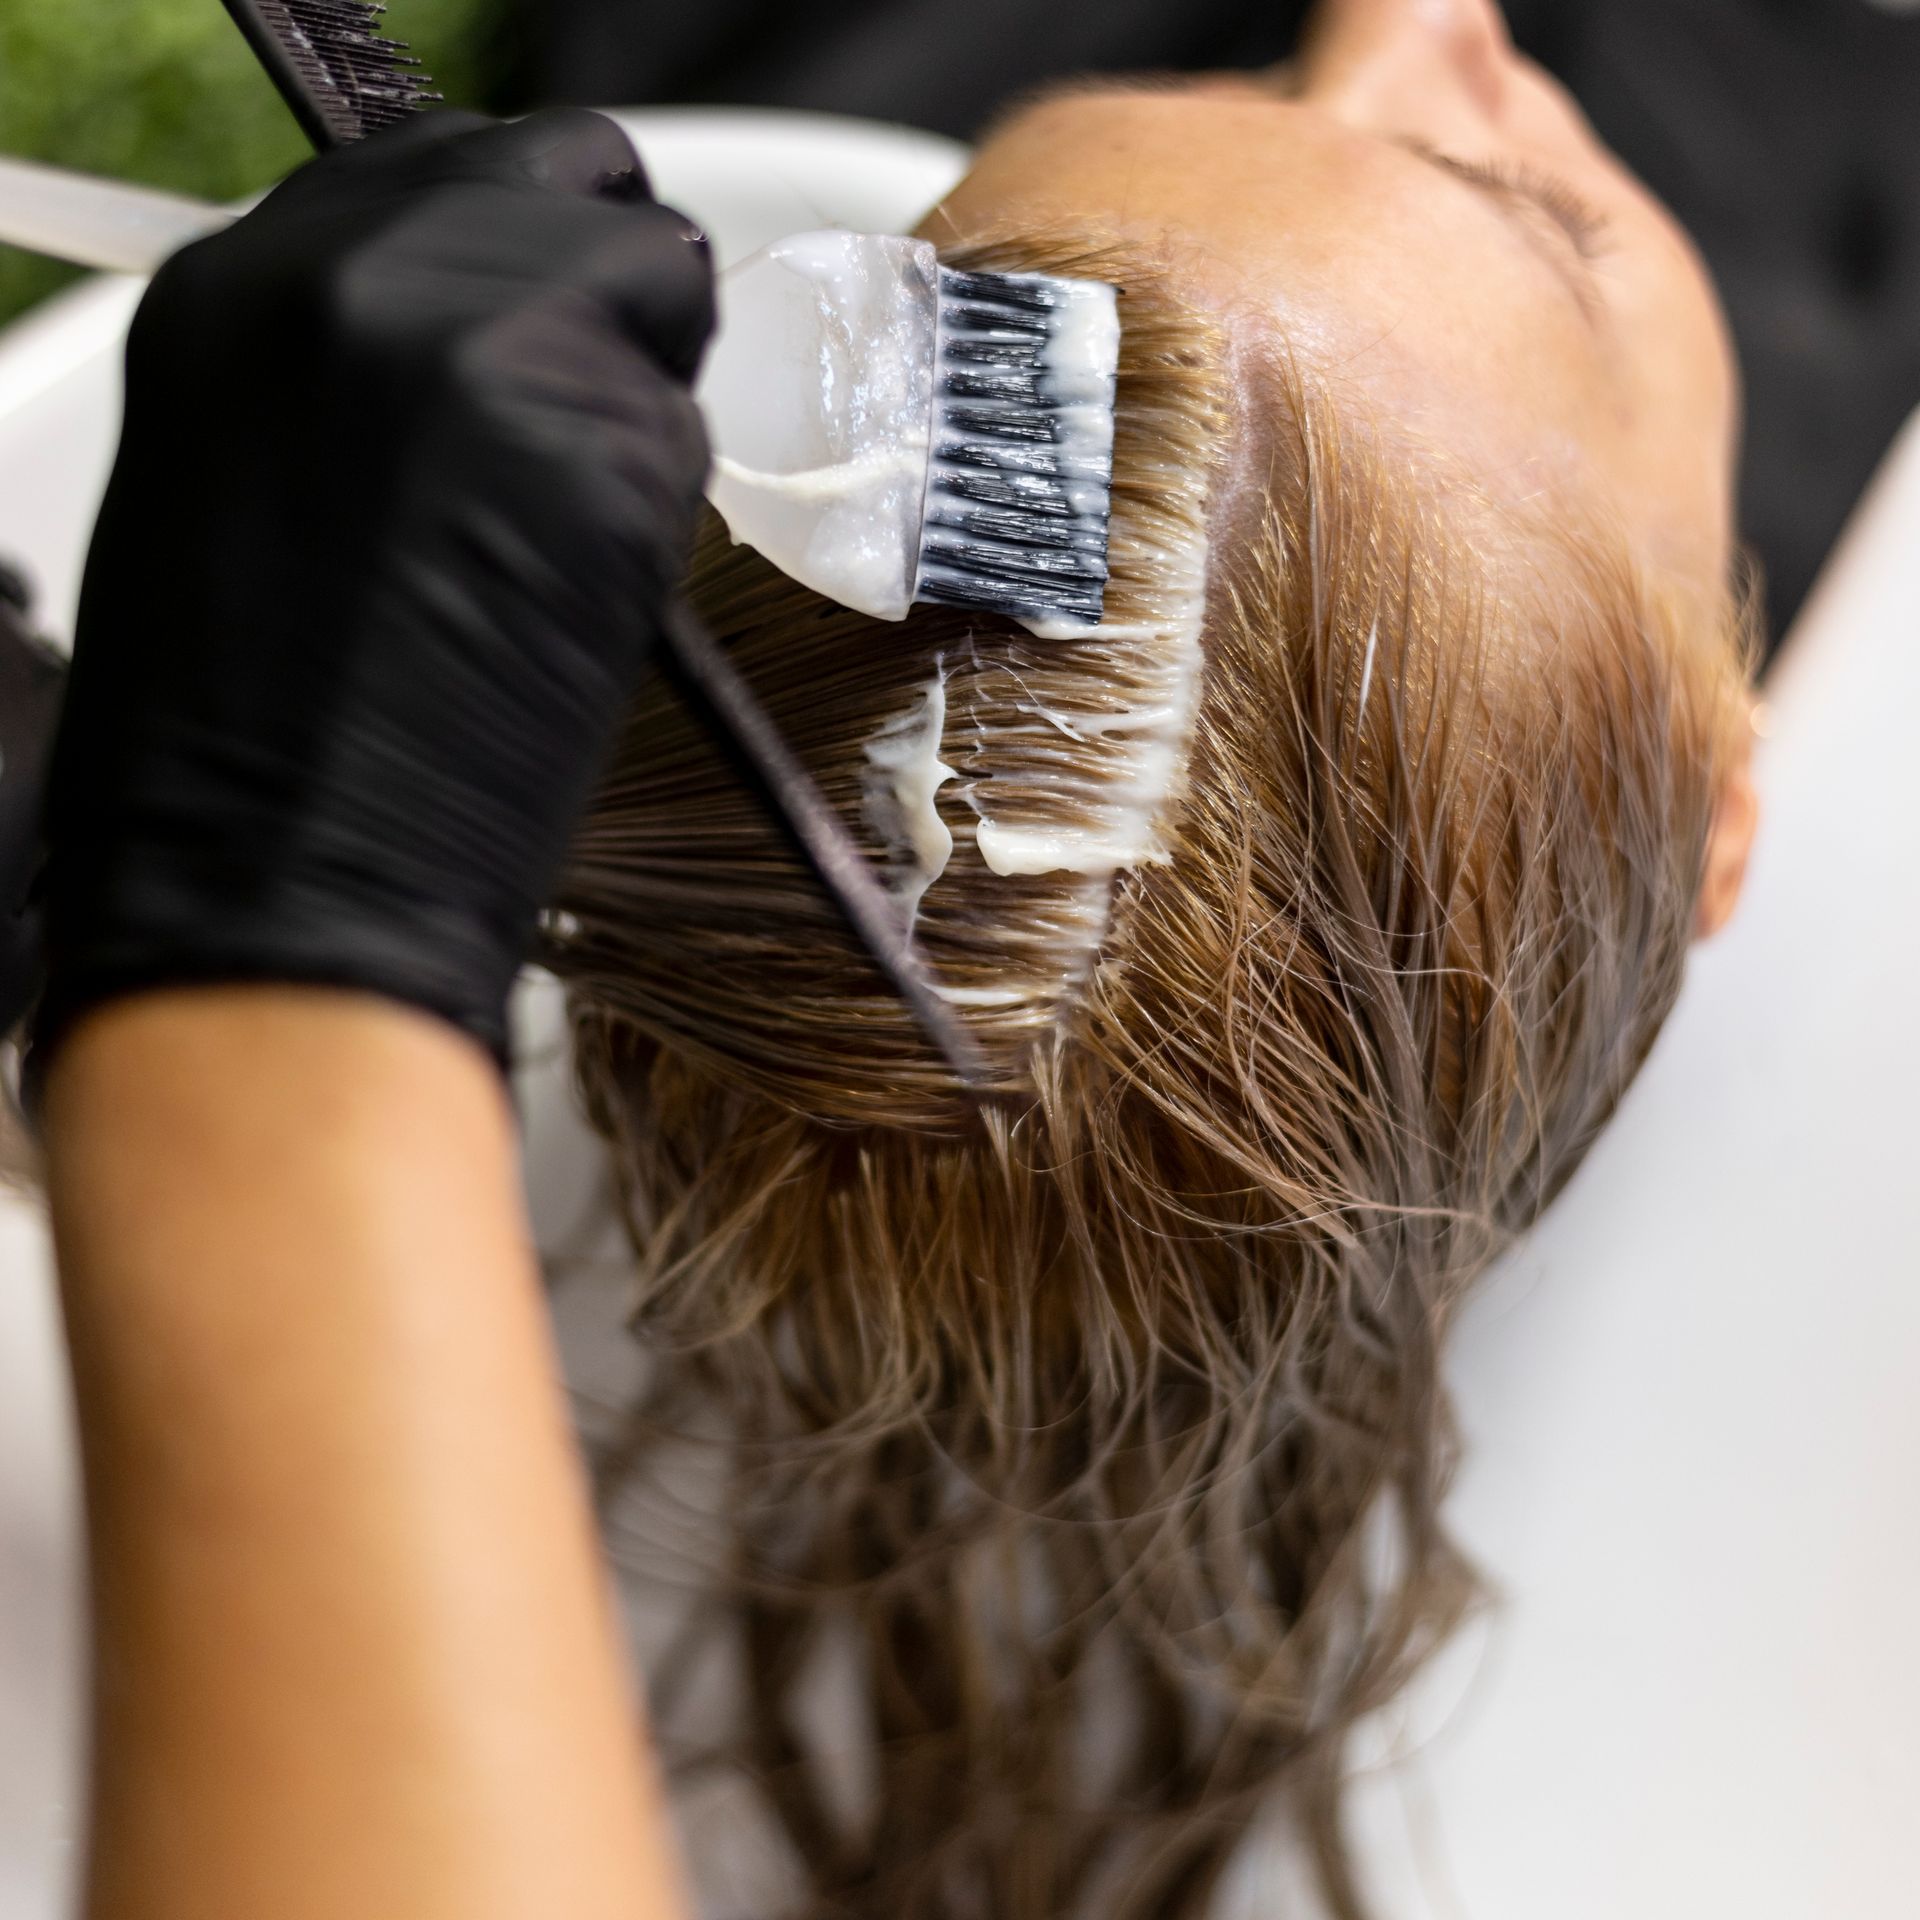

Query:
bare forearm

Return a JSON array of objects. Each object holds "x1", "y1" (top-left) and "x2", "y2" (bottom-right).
[{"x1": 44, "y1": 989, "x2": 683, "y2": 1920}]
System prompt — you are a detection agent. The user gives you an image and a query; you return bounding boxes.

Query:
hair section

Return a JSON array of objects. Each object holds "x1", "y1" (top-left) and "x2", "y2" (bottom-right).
[{"x1": 550, "y1": 235, "x2": 1224, "y2": 1127}]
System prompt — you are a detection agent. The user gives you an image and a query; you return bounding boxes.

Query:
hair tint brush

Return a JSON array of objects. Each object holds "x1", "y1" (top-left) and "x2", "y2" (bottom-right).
[{"x1": 700, "y1": 232, "x2": 1121, "y2": 634}]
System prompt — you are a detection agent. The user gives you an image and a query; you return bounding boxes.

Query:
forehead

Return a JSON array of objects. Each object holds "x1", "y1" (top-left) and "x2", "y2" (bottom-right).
[
  {"x1": 950, "y1": 92, "x2": 1593, "y2": 484},
  {"x1": 945, "y1": 83, "x2": 1735, "y2": 591}
]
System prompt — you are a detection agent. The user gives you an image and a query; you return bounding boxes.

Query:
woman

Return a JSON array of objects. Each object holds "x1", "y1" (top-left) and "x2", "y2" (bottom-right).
[
  {"x1": 36, "y1": 3, "x2": 1756, "y2": 1919},
  {"x1": 551, "y1": 4, "x2": 1758, "y2": 1916}
]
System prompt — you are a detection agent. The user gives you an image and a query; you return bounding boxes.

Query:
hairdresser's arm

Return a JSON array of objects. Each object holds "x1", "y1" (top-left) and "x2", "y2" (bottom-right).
[
  {"x1": 31, "y1": 107, "x2": 716, "y2": 1920},
  {"x1": 44, "y1": 987, "x2": 684, "y2": 1920}
]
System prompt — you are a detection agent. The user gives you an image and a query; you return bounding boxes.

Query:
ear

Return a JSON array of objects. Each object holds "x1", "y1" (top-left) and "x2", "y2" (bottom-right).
[{"x1": 1694, "y1": 739, "x2": 1759, "y2": 940}]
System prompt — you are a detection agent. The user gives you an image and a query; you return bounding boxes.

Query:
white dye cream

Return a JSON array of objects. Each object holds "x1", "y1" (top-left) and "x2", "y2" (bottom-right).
[
  {"x1": 1037, "y1": 280, "x2": 1122, "y2": 526},
  {"x1": 861, "y1": 674, "x2": 956, "y2": 920},
  {"x1": 931, "y1": 983, "x2": 1030, "y2": 1009},
  {"x1": 712, "y1": 445, "x2": 926, "y2": 507},
  {"x1": 965, "y1": 525, "x2": 1211, "y2": 884}
]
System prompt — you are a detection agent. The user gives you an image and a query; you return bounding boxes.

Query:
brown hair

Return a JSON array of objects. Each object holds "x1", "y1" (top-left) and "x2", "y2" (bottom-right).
[{"x1": 547, "y1": 236, "x2": 1753, "y2": 1920}]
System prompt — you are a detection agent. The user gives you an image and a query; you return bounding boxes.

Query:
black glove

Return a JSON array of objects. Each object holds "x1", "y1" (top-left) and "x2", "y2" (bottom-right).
[
  {"x1": 0, "y1": 566, "x2": 64, "y2": 1042},
  {"x1": 35, "y1": 107, "x2": 715, "y2": 1073}
]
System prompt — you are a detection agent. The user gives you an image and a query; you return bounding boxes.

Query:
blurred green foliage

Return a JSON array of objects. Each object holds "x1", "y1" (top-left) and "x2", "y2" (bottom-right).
[{"x1": 0, "y1": 0, "x2": 500, "y2": 327}]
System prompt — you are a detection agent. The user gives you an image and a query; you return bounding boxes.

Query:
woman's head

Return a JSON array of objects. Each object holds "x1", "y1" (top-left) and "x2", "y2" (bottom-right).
[
  {"x1": 930, "y1": 0, "x2": 1759, "y2": 944},
  {"x1": 944, "y1": 0, "x2": 1739, "y2": 603},
  {"x1": 550, "y1": 7, "x2": 1757, "y2": 1913}
]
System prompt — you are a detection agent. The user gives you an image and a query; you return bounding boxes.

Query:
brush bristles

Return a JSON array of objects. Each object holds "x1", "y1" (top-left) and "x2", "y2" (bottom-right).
[
  {"x1": 915, "y1": 266, "x2": 1118, "y2": 629},
  {"x1": 264, "y1": 0, "x2": 440, "y2": 142}
]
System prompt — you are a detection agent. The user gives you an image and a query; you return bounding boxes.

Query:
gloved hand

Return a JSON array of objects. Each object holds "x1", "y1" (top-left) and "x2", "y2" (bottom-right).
[
  {"x1": 0, "y1": 567, "x2": 64, "y2": 1040},
  {"x1": 34, "y1": 107, "x2": 715, "y2": 1073}
]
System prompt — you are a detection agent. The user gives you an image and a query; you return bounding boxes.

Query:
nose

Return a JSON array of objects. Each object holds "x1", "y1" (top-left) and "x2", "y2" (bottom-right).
[{"x1": 1292, "y1": 0, "x2": 1517, "y2": 128}]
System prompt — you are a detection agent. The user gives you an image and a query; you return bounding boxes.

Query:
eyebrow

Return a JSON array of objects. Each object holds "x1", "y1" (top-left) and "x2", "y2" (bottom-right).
[{"x1": 1386, "y1": 136, "x2": 1607, "y2": 329}]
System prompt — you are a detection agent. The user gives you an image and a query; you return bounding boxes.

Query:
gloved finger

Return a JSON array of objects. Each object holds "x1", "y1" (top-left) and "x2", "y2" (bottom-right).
[
  {"x1": 575, "y1": 197, "x2": 717, "y2": 383},
  {"x1": 246, "y1": 107, "x2": 497, "y2": 216},
  {"x1": 477, "y1": 323, "x2": 713, "y2": 608},
  {"x1": 458, "y1": 181, "x2": 716, "y2": 382},
  {"x1": 446, "y1": 107, "x2": 655, "y2": 203},
  {"x1": 320, "y1": 107, "x2": 499, "y2": 169}
]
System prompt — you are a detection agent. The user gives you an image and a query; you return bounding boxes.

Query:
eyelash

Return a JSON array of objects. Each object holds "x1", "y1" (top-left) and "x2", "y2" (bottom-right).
[{"x1": 1449, "y1": 156, "x2": 1615, "y2": 260}]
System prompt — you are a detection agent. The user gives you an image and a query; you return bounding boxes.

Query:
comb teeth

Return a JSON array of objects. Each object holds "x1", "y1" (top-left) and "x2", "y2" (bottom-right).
[
  {"x1": 913, "y1": 267, "x2": 1120, "y2": 630},
  {"x1": 256, "y1": 0, "x2": 440, "y2": 144}
]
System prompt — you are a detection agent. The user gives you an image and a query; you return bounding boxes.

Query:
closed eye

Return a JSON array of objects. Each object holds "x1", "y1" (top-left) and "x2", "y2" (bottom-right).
[
  {"x1": 1426, "y1": 152, "x2": 1615, "y2": 262},
  {"x1": 1390, "y1": 137, "x2": 1615, "y2": 322}
]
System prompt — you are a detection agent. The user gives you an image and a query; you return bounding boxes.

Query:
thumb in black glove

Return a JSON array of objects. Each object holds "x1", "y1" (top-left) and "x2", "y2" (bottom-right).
[{"x1": 37, "y1": 107, "x2": 715, "y2": 1072}]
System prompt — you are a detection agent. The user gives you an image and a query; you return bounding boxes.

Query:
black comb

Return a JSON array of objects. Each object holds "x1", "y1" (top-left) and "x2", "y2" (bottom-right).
[
  {"x1": 214, "y1": 1, "x2": 988, "y2": 1088},
  {"x1": 220, "y1": 1, "x2": 440, "y2": 150}
]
